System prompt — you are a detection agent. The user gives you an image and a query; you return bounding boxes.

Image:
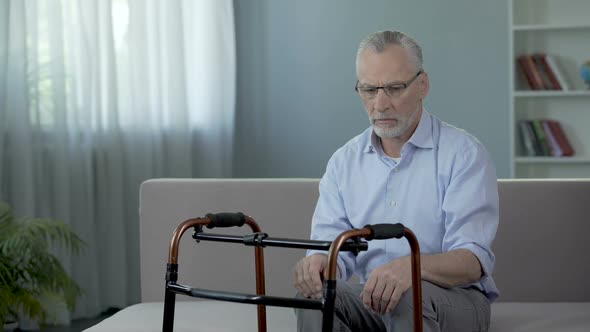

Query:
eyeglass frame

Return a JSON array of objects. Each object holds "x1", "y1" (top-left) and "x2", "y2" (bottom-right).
[{"x1": 355, "y1": 70, "x2": 423, "y2": 99}]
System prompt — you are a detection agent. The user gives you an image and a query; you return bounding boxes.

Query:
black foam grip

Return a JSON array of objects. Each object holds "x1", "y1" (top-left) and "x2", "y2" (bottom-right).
[
  {"x1": 365, "y1": 223, "x2": 405, "y2": 240},
  {"x1": 205, "y1": 212, "x2": 246, "y2": 228}
]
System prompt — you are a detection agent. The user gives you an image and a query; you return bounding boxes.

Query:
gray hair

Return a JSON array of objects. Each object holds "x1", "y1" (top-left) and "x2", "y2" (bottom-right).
[{"x1": 355, "y1": 30, "x2": 423, "y2": 75}]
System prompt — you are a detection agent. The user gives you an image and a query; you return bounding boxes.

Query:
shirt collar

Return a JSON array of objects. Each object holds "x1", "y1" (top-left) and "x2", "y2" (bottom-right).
[
  {"x1": 363, "y1": 129, "x2": 379, "y2": 153},
  {"x1": 407, "y1": 109, "x2": 434, "y2": 149},
  {"x1": 363, "y1": 109, "x2": 434, "y2": 153}
]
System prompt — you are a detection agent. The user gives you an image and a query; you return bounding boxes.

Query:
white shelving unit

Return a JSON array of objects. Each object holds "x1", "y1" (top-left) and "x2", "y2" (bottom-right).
[{"x1": 509, "y1": 0, "x2": 590, "y2": 178}]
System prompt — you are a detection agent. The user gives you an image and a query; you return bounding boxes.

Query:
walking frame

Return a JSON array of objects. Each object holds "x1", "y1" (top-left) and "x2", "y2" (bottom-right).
[{"x1": 162, "y1": 212, "x2": 423, "y2": 332}]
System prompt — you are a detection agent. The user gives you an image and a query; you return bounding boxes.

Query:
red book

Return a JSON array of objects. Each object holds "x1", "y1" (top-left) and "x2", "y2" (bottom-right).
[
  {"x1": 517, "y1": 55, "x2": 544, "y2": 90},
  {"x1": 546, "y1": 120, "x2": 574, "y2": 156},
  {"x1": 536, "y1": 54, "x2": 562, "y2": 90},
  {"x1": 543, "y1": 120, "x2": 562, "y2": 156}
]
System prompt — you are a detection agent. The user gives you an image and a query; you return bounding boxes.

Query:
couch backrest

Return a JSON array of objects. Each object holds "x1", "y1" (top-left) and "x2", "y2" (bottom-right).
[
  {"x1": 139, "y1": 179, "x2": 320, "y2": 302},
  {"x1": 493, "y1": 179, "x2": 590, "y2": 302},
  {"x1": 140, "y1": 178, "x2": 590, "y2": 303}
]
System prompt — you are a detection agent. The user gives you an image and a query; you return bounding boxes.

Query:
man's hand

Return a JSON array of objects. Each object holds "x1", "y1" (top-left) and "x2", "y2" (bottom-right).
[
  {"x1": 361, "y1": 256, "x2": 412, "y2": 314},
  {"x1": 293, "y1": 254, "x2": 328, "y2": 299}
]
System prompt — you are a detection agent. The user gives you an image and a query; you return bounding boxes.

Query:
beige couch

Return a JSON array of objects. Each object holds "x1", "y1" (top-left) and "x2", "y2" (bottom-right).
[{"x1": 85, "y1": 178, "x2": 590, "y2": 331}]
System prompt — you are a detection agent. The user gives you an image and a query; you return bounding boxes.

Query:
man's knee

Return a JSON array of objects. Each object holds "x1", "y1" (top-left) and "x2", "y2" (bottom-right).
[
  {"x1": 392, "y1": 281, "x2": 437, "y2": 318},
  {"x1": 388, "y1": 281, "x2": 491, "y2": 332},
  {"x1": 295, "y1": 282, "x2": 383, "y2": 332}
]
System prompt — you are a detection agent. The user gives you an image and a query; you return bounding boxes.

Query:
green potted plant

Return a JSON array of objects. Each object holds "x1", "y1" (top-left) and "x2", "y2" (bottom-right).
[{"x1": 0, "y1": 201, "x2": 84, "y2": 330}]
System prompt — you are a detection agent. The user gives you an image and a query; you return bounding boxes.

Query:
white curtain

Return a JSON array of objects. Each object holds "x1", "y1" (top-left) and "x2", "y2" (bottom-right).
[{"x1": 0, "y1": 0, "x2": 235, "y2": 321}]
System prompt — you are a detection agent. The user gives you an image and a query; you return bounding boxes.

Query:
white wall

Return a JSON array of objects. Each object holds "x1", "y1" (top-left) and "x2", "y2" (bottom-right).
[{"x1": 233, "y1": 0, "x2": 510, "y2": 178}]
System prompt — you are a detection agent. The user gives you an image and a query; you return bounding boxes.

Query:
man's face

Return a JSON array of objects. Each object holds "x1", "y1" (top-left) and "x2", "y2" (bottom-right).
[{"x1": 356, "y1": 45, "x2": 429, "y2": 140}]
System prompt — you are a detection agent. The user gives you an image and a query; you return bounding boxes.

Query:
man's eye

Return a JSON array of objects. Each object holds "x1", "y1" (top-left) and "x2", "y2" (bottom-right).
[{"x1": 386, "y1": 86, "x2": 404, "y2": 94}]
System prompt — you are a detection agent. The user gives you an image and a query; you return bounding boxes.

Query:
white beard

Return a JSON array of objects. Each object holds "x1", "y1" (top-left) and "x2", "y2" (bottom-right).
[{"x1": 370, "y1": 105, "x2": 421, "y2": 139}]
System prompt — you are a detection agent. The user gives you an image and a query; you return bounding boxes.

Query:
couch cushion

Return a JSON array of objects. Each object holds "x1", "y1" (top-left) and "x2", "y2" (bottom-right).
[
  {"x1": 83, "y1": 301, "x2": 296, "y2": 332},
  {"x1": 84, "y1": 301, "x2": 590, "y2": 332},
  {"x1": 491, "y1": 302, "x2": 590, "y2": 332}
]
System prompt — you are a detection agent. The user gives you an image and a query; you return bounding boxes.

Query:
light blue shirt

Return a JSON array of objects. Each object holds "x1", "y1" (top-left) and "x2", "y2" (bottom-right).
[{"x1": 309, "y1": 110, "x2": 499, "y2": 301}]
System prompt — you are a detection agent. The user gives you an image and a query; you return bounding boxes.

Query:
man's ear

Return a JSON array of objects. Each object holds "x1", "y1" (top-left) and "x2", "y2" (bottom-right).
[{"x1": 419, "y1": 72, "x2": 430, "y2": 99}]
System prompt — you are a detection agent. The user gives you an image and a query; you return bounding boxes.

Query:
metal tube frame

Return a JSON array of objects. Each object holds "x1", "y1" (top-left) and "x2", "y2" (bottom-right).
[
  {"x1": 163, "y1": 216, "x2": 266, "y2": 332},
  {"x1": 162, "y1": 216, "x2": 422, "y2": 332},
  {"x1": 323, "y1": 228, "x2": 423, "y2": 332}
]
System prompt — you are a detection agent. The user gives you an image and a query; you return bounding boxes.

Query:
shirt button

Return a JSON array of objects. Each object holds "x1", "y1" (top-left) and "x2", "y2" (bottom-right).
[
  {"x1": 390, "y1": 201, "x2": 397, "y2": 207},
  {"x1": 393, "y1": 168, "x2": 399, "y2": 173}
]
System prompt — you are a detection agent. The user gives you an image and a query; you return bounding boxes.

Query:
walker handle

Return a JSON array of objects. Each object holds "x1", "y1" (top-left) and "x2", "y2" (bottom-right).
[
  {"x1": 205, "y1": 212, "x2": 246, "y2": 228},
  {"x1": 364, "y1": 223, "x2": 405, "y2": 240}
]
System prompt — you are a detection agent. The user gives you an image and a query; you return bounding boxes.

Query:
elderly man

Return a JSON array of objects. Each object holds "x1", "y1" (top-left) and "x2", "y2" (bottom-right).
[{"x1": 293, "y1": 30, "x2": 498, "y2": 331}]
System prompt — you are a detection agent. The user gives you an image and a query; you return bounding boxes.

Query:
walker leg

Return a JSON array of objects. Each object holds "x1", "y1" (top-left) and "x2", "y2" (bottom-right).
[
  {"x1": 321, "y1": 280, "x2": 337, "y2": 332},
  {"x1": 162, "y1": 286, "x2": 176, "y2": 332}
]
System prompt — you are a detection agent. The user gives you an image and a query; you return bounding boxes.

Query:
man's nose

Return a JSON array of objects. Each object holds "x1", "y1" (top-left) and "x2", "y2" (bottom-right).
[{"x1": 373, "y1": 89, "x2": 391, "y2": 112}]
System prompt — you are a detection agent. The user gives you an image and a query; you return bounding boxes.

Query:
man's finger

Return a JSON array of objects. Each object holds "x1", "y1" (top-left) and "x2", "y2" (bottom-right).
[
  {"x1": 301, "y1": 259, "x2": 316, "y2": 297},
  {"x1": 371, "y1": 278, "x2": 387, "y2": 312},
  {"x1": 386, "y1": 283, "x2": 405, "y2": 313},
  {"x1": 362, "y1": 275, "x2": 377, "y2": 307},
  {"x1": 380, "y1": 281, "x2": 396, "y2": 314},
  {"x1": 293, "y1": 263, "x2": 306, "y2": 295},
  {"x1": 296, "y1": 260, "x2": 309, "y2": 296},
  {"x1": 308, "y1": 259, "x2": 325, "y2": 298}
]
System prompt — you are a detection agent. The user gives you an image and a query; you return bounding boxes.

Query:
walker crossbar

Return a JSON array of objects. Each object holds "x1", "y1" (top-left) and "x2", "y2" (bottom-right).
[
  {"x1": 167, "y1": 283, "x2": 324, "y2": 310},
  {"x1": 162, "y1": 213, "x2": 422, "y2": 332},
  {"x1": 193, "y1": 232, "x2": 369, "y2": 252}
]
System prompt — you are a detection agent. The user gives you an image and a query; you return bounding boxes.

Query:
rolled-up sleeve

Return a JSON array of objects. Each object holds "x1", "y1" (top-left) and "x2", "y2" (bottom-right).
[{"x1": 441, "y1": 144, "x2": 499, "y2": 282}]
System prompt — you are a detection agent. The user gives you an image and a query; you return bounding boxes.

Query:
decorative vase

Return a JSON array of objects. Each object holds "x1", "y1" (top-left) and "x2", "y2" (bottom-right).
[{"x1": 581, "y1": 61, "x2": 590, "y2": 89}]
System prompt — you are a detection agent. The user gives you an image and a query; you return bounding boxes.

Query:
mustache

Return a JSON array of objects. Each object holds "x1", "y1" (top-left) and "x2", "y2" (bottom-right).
[{"x1": 371, "y1": 113, "x2": 397, "y2": 121}]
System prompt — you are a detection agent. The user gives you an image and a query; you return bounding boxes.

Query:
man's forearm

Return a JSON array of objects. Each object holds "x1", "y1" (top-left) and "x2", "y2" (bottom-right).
[{"x1": 419, "y1": 249, "x2": 483, "y2": 288}]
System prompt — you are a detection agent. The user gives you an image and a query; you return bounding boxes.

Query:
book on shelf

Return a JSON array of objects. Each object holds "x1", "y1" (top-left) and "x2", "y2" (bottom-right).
[
  {"x1": 518, "y1": 119, "x2": 575, "y2": 158},
  {"x1": 533, "y1": 54, "x2": 560, "y2": 90},
  {"x1": 542, "y1": 120, "x2": 563, "y2": 157},
  {"x1": 518, "y1": 120, "x2": 536, "y2": 156},
  {"x1": 516, "y1": 54, "x2": 570, "y2": 91},
  {"x1": 534, "y1": 54, "x2": 562, "y2": 90},
  {"x1": 517, "y1": 55, "x2": 544, "y2": 90},
  {"x1": 518, "y1": 120, "x2": 543, "y2": 156},
  {"x1": 543, "y1": 55, "x2": 570, "y2": 91},
  {"x1": 530, "y1": 119, "x2": 552, "y2": 156},
  {"x1": 527, "y1": 121, "x2": 544, "y2": 156},
  {"x1": 545, "y1": 119, "x2": 574, "y2": 156}
]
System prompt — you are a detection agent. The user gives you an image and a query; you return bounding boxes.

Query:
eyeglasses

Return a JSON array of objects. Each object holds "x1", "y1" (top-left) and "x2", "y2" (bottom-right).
[{"x1": 355, "y1": 71, "x2": 423, "y2": 99}]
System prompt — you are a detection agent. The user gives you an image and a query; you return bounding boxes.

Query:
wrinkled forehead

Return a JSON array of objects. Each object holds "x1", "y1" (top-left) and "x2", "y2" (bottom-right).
[{"x1": 356, "y1": 45, "x2": 416, "y2": 84}]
